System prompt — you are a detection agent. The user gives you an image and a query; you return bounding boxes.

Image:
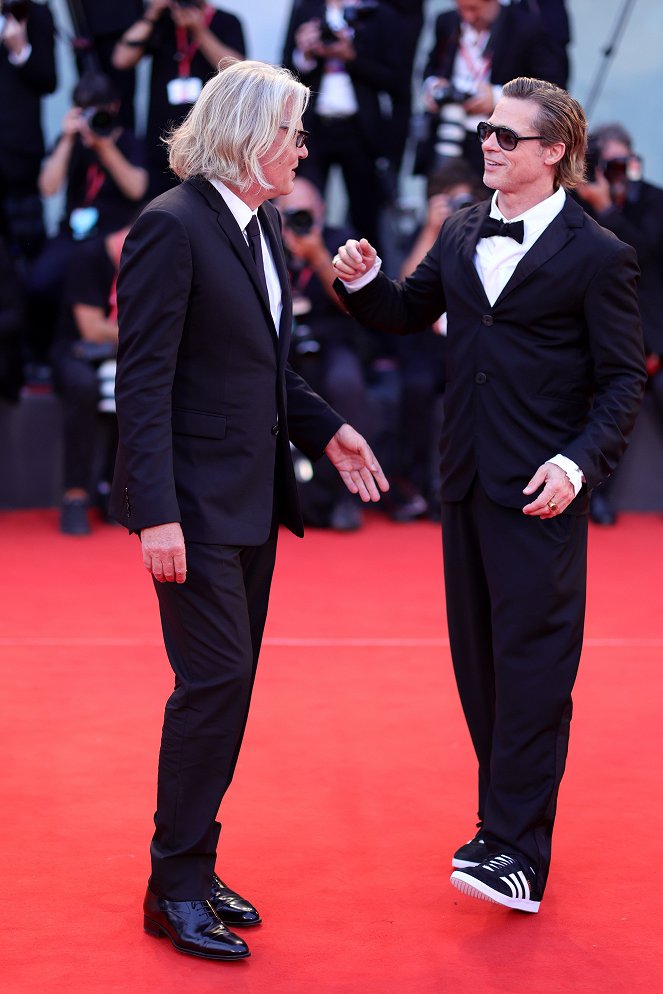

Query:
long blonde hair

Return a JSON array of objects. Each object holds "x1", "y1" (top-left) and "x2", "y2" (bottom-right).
[{"x1": 166, "y1": 59, "x2": 309, "y2": 192}]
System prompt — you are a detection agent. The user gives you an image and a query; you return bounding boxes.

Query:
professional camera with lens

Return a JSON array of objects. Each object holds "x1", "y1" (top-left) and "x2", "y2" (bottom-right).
[
  {"x1": 283, "y1": 208, "x2": 315, "y2": 237},
  {"x1": 430, "y1": 81, "x2": 476, "y2": 109},
  {"x1": 320, "y1": 0, "x2": 379, "y2": 45},
  {"x1": 82, "y1": 106, "x2": 117, "y2": 137},
  {"x1": 1, "y1": 0, "x2": 31, "y2": 20}
]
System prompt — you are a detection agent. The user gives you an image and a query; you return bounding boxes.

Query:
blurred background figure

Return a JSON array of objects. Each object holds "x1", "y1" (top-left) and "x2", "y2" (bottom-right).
[
  {"x1": 416, "y1": 0, "x2": 567, "y2": 181},
  {"x1": 71, "y1": 1, "x2": 145, "y2": 130},
  {"x1": 387, "y1": 159, "x2": 487, "y2": 522},
  {"x1": 576, "y1": 122, "x2": 663, "y2": 526},
  {"x1": 0, "y1": 229, "x2": 26, "y2": 405},
  {"x1": 50, "y1": 223, "x2": 131, "y2": 535},
  {"x1": 281, "y1": 0, "x2": 401, "y2": 252},
  {"x1": 0, "y1": 0, "x2": 56, "y2": 269},
  {"x1": 112, "y1": 0, "x2": 246, "y2": 198},
  {"x1": 277, "y1": 176, "x2": 376, "y2": 531},
  {"x1": 26, "y1": 69, "x2": 147, "y2": 379}
]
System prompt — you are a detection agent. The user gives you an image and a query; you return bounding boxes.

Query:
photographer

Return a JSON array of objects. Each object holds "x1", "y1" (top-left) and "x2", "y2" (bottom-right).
[
  {"x1": 577, "y1": 123, "x2": 663, "y2": 525},
  {"x1": 50, "y1": 223, "x2": 132, "y2": 535},
  {"x1": 277, "y1": 176, "x2": 377, "y2": 530},
  {"x1": 26, "y1": 70, "x2": 147, "y2": 369},
  {"x1": 282, "y1": 0, "x2": 401, "y2": 250},
  {"x1": 112, "y1": 1, "x2": 245, "y2": 197},
  {"x1": 0, "y1": 0, "x2": 56, "y2": 265},
  {"x1": 419, "y1": 0, "x2": 566, "y2": 179}
]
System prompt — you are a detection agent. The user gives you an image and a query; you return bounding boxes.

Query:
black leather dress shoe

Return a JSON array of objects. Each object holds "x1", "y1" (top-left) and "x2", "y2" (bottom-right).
[
  {"x1": 143, "y1": 887, "x2": 250, "y2": 960},
  {"x1": 209, "y1": 873, "x2": 262, "y2": 927}
]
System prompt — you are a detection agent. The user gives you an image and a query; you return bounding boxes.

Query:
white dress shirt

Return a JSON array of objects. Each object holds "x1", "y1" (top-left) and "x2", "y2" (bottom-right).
[
  {"x1": 343, "y1": 185, "x2": 583, "y2": 493},
  {"x1": 210, "y1": 178, "x2": 282, "y2": 333}
]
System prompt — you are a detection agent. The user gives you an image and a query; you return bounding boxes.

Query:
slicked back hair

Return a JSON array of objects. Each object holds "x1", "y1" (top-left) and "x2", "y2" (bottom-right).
[{"x1": 502, "y1": 77, "x2": 588, "y2": 189}]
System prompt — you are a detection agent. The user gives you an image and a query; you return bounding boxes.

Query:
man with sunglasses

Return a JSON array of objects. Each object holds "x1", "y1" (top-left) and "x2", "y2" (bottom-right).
[
  {"x1": 333, "y1": 76, "x2": 646, "y2": 913},
  {"x1": 111, "y1": 59, "x2": 388, "y2": 960}
]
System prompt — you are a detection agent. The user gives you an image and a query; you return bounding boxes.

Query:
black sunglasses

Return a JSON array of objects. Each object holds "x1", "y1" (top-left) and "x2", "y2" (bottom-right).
[
  {"x1": 477, "y1": 121, "x2": 545, "y2": 152},
  {"x1": 279, "y1": 126, "x2": 310, "y2": 149}
]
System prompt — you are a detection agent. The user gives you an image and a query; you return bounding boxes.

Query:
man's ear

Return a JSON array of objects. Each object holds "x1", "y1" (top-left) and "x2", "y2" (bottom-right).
[{"x1": 544, "y1": 141, "x2": 566, "y2": 167}]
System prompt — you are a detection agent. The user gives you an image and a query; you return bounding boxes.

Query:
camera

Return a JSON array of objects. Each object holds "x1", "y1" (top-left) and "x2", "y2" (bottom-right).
[
  {"x1": 82, "y1": 106, "x2": 117, "y2": 137},
  {"x1": 1, "y1": 0, "x2": 31, "y2": 20},
  {"x1": 283, "y1": 208, "x2": 314, "y2": 236},
  {"x1": 320, "y1": 0, "x2": 379, "y2": 44},
  {"x1": 430, "y1": 82, "x2": 476, "y2": 109}
]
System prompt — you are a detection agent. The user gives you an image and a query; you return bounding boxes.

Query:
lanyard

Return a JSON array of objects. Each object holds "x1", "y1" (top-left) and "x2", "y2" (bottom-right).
[
  {"x1": 84, "y1": 163, "x2": 106, "y2": 206},
  {"x1": 457, "y1": 29, "x2": 491, "y2": 87},
  {"x1": 174, "y1": 5, "x2": 215, "y2": 78}
]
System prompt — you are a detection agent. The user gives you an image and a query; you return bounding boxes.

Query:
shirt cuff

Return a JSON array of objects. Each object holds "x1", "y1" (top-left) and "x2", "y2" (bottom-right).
[
  {"x1": 8, "y1": 44, "x2": 32, "y2": 66},
  {"x1": 341, "y1": 256, "x2": 382, "y2": 292},
  {"x1": 549, "y1": 454, "x2": 584, "y2": 496}
]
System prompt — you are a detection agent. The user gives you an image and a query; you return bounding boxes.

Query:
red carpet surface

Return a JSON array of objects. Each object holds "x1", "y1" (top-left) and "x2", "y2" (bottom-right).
[{"x1": 1, "y1": 509, "x2": 662, "y2": 994}]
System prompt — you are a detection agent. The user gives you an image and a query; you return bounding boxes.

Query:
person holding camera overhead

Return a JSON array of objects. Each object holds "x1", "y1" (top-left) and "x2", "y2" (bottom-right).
[
  {"x1": 26, "y1": 70, "x2": 147, "y2": 372},
  {"x1": 112, "y1": 0, "x2": 245, "y2": 198},
  {"x1": 282, "y1": 0, "x2": 401, "y2": 251},
  {"x1": 419, "y1": 0, "x2": 567, "y2": 180}
]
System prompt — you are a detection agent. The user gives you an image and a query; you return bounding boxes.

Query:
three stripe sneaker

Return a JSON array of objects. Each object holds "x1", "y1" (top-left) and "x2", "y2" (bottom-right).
[{"x1": 450, "y1": 853, "x2": 541, "y2": 913}]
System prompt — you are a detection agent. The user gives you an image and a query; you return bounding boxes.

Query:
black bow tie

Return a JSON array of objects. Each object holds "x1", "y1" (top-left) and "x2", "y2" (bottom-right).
[{"x1": 479, "y1": 216, "x2": 525, "y2": 244}]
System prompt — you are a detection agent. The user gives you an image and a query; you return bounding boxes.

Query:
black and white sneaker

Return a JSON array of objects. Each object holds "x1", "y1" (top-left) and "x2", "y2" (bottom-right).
[
  {"x1": 452, "y1": 832, "x2": 487, "y2": 868},
  {"x1": 451, "y1": 854, "x2": 541, "y2": 913}
]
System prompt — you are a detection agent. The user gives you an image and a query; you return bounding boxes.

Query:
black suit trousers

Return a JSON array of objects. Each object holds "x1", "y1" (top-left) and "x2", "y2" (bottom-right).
[
  {"x1": 149, "y1": 530, "x2": 278, "y2": 900},
  {"x1": 441, "y1": 479, "x2": 588, "y2": 891}
]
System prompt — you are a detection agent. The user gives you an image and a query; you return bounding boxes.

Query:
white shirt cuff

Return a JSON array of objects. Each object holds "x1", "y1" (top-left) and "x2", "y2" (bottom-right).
[
  {"x1": 341, "y1": 256, "x2": 382, "y2": 292},
  {"x1": 549, "y1": 454, "x2": 584, "y2": 496}
]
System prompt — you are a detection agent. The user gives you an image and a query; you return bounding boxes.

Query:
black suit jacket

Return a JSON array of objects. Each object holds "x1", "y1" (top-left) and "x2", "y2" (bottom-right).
[
  {"x1": 337, "y1": 195, "x2": 646, "y2": 512},
  {"x1": 110, "y1": 177, "x2": 344, "y2": 544},
  {"x1": 424, "y1": 4, "x2": 568, "y2": 90}
]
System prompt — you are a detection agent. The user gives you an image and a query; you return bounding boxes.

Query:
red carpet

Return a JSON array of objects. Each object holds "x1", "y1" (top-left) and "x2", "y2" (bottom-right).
[{"x1": 1, "y1": 509, "x2": 662, "y2": 993}]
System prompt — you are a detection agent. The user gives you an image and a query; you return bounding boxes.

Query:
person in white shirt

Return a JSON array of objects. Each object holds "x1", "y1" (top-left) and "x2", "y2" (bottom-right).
[{"x1": 332, "y1": 76, "x2": 646, "y2": 914}]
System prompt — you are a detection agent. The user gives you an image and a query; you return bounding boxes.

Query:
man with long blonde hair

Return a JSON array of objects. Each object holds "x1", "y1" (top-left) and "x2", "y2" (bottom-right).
[{"x1": 111, "y1": 59, "x2": 387, "y2": 960}]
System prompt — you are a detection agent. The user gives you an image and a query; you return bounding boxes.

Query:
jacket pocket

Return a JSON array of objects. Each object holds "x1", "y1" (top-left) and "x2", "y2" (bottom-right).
[{"x1": 172, "y1": 408, "x2": 227, "y2": 439}]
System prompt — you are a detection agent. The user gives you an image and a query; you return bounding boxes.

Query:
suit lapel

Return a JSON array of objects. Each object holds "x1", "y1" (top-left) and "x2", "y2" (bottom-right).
[
  {"x1": 493, "y1": 196, "x2": 582, "y2": 306},
  {"x1": 187, "y1": 177, "x2": 276, "y2": 335},
  {"x1": 463, "y1": 202, "x2": 492, "y2": 307},
  {"x1": 259, "y1": 202, "x2": 292, "y2": 361}
]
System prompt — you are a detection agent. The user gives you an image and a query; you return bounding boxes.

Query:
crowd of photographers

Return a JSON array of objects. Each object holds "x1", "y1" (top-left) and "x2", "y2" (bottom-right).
[{"x1": 0, "y1": 0, "x2": 661, "y2": 534}]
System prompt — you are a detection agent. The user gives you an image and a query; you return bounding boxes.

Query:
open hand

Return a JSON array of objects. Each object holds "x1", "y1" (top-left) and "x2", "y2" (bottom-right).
[{"x1": 325, "y1": 424, "x2": 389, "y2": 502}]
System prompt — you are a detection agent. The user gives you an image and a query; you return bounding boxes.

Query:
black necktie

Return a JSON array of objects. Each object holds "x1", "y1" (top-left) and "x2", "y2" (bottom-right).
[
  {"x1": 245, "y1": 214, "x2": 268, "y2": 296},
  {"x1": 479, "y1": 216, "x2": 525, "y2": 244}
]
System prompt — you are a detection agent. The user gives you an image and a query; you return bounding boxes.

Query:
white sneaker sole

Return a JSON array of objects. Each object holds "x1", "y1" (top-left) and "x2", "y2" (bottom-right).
[
  {"x1": 451, "y1": 857, "x2": 481, "y2": 868},
  {"x1": 450, "y1": 870, "x2": 540, "y2": 913}
]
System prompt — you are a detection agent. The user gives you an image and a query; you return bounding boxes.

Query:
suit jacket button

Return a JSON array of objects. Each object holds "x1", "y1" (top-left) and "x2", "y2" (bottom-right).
[
  {"x1": 271, "y1": 423, "x2": 280, "y2": 436},
  {"x1": 475, "y1": 371, "x2": 487, "y2": 384},
  {"x1": 481, "y1": 314, "x2": 494, "y2": 326}
]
